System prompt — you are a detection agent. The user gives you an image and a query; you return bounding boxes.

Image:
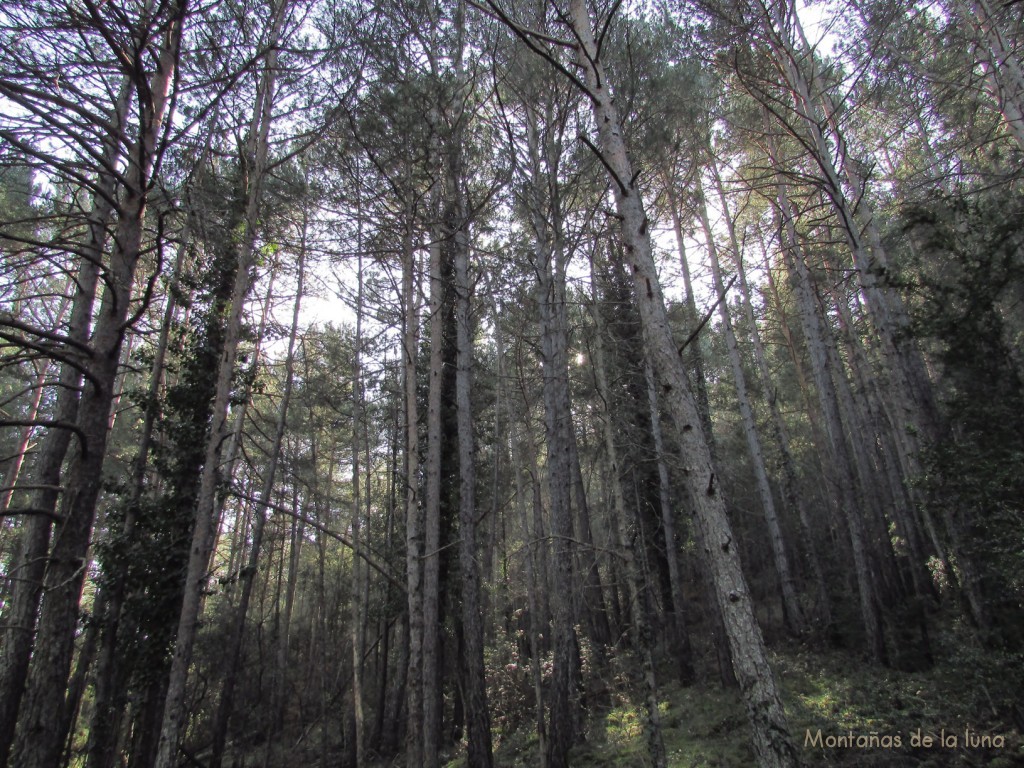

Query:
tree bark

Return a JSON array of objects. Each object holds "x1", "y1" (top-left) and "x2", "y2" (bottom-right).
[
  {"x1": 403, "y1": 204, "x2": 425, "y2": 768},
  {"x1": 208, "y1": 238, "x2": 304, "y2": 768},
  {"x1": 10, "y1": 11, "x2": 184, "y2": 764},
  {"x1": 453, "y1": 189, "x2": 493, "y2": 768},
  {"x1": 153, "y1": 4, "x2": 282, "y2": 762},
  {"x1": 0, "y1": 74, "x2": 129, "y2": 767},
  {"x1": 642, "y1": 356, "x2": 696, "y2": 684},
  {"x1": 566, "y1": 3, "x2": 799, "y2": 764}
]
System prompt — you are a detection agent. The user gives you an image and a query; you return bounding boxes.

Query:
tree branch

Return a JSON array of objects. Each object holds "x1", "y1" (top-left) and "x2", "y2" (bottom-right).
[
  {"x1": 0, "y1": 419, "x2": 89, "y2": 453},
  {"x1": 474, "y1": 0, "x2": 596, "y2": 103},
  {"x1": 677, "y1": 276, "x2": 737, "y2": 355},
  {"x1": 466, "y1": 0, "x2": 574, "y2": 48},
  {"x1": 579, "y1": 133, "x2": 629, "y2": 196},
  {"x1": 227, "y1": 488, "x2": 405, "y2": 592}
]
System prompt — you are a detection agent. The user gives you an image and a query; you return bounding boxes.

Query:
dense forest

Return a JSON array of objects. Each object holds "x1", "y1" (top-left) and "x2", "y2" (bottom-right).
[{"x1": 1, "y1": 0, "x2": 1023, "y2": 766}]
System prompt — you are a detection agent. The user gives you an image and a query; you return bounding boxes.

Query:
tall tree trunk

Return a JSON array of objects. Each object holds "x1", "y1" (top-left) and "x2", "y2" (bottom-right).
[
  {"x1": 421, "y1": 224, "x2": 445, "y2": 768},
  {"x1": 59, "y1": 586, "x2": 105, "y2": 767},
  {"x1": 87, "y1": 233, "x2": 188, "y2": 768},
  {"x1": 664, "y1": 183, "x2": 713, "y2": 439},
  {"x1": 820, "y1": 264, "x2": 930, "y2": 602},
  {"x1": 770, "y1": 160, "x2": 888, "y2": 664},
  {"x1": 453, "y1": 191, "x2": 493, "y2": 768},
  {"x1": 537, "y1": 206, "x2": 580, "y2": 768},
  {"x1": 696, "y1": 180, "x2": 805, "y2": 634},
  {"x1": 761, "y1": 3, "x2": 940, "y2": 474},
  {"x1": 518, "y1": 89, "x2": 581, "y2": 768},
  {"x1": 494, "y1": 299, "x2": 548, "y2": 768},
  {"x1": 0, "y1": 75, "x2": 130, "y2": 767},
  {"x1": 642, "y1": 357, "x2": 695, "y2": 684},
  {"x1": 568, "y1": 430, "x2": 612, "y2": 647},
  {"x1": 663, "y1": 184, "x2": 737, "y2": 688},
  {"x1": 763, "y1": 254, "x2": 834, "y2": 529},
  {"x1": 349, "y1": 218, "x2": 368, "y2": 768},
  {"x1": 373, "y1": 408, "x2": 397, "y2": 753},
  {"x1": 272, "y1": 489, "x2": 304, "y2": 736},
  {"x1": 10, "y1": 12, "x2": 184, "y2": 764},
  {"x1": 955, "y1": 0, "x2": 1024, "y2": 150},
  {"x1": 734, "y1": 223, "x2": 832, "y2": 633},
  {"x1": 0, "y1": 335, "x2": 60, "y2": 516},
  {"x1": 402, "y1": 206, "x2": 425, "y2": 768},
  {"x1": 590, "y1": 250, "x2": 666, "y2": 766},
  {"x1": 219, "y1": 262, "x2": 280, "y2": 583},
  {"x1": 153, "y1": 5, "x2": 283, "y2": 762},
  {"x1": 566, "y1": 4, "x2": 799, "y2": 764},
  {"x1": 208, "y1": 242, "x2": 304, "y2": 768}
]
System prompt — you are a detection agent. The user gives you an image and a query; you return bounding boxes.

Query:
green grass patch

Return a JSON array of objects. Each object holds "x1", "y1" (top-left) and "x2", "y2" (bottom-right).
[{"x1": 491, "y1": 639, "x2": 1023, "y2": 767}]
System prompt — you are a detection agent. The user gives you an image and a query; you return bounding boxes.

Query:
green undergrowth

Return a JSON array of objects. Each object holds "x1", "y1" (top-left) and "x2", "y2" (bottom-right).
[
  {"x1": 568, "y1": 681, "x2": 754, "y2": 768},
  {"x1": 488, "y1": 639, "x2": 1024, "y2": 767},
  {"x1": 224, "y1": 634, "x2": 1023, "y2": 767}
]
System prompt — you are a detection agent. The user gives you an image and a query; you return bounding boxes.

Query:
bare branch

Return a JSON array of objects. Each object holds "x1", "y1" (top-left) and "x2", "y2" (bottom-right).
[
  {"x1": 474, "y1": 0, "x2": 596, "y2": 102},
  {"x1": 678, "y1": 276, "x2": 737, "y2": 355},
  {"x1": 579, "y1": 133, "x2": 629, "y2": 196},
  {"x1": 466, "y1": 0, "x2": 575, "y2": 48},
  {"x1": 228, "y1": 488, "x2": 405, "y2": 592}
]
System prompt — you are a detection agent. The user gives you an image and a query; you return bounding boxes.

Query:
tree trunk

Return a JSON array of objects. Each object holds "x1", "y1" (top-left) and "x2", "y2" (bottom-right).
[
  {"x1": 87, "y1": 233, "x2": 188, "y2": 768},
  {"x1": 208, "y1": 238, "x2": 304, "y2": 768},
  {"x1": 59, "y1": 587, "x2": 105, "y2": 767},
  {"x1": 421, "y1": 223, "x2": 445, "y2": 768},
  {"x1": 537, "y1": 206, "x2": 580, "y2": 768},
  {"x1": 590, "y1": 249, "x2": 667, "y2": 766},
  {"x1": 734, "y1": 222, "x2": 832, "y2": 634},
  {"x1": 642, "y1": 357, "x2": 696, "y2": 684},
  {"x1": 494, "y1": 299, "x2": 548, "y2": 768},
  {"x1": 273, "y1": 490, "x2": 304, "y2": 735},
  {"x1": 820, "y1": 262, "x2": 930, "y2": 601},
  {"x1": 515, "y1": 87, "x2": 581, "y2": 768},
  {"x1": 453, "y1": 188, "x2": 493, "y2": 768},
  {"x1": 568, "y1": 431, "x2": 612, "y2": 647},
  {"x1": 153, "y1": 5, "x2": 282, "y2": 762},
  {"x1": 0, "y1": 335, "x2": 60, "y2": 517},
  {"x1": 770, "y1": 162, "x2": 887, "y2": 664},
  {"x1": 955, "y1": 0, "x2": 1024, "y2": 150},
  {"x1": 697, "y1": 180, "x2": 806, "y2": 634},
  {"x1": 566, "y1": 4, "x2": 799, "y2": 764},
  {"x1": 10, "y1": 13, "x2": 184, "y2": 765},
  {"x1": 349, "y1": 222, "x2": 368, "y2": 768},
  {"x1": 0, "y1": 75, "x2": 129, "y2": 767},
  {"x1": 763, "y1": 2, "x2": 940, "y2": 472},
  {"x1": 663, "y1": 184, "x2": 737, "y2": 688},
  {"x1": 664, "y1": 183, "x2": 713, "y2": 440},
  {"x1": 403, "y1": 205, "x2": 425, "y2": 768}
]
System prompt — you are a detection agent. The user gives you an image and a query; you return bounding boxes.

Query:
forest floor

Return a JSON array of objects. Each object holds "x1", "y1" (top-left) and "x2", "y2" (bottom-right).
[{"x1": 486, "y1": 631, "x2": 1024, "y2": 767}]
